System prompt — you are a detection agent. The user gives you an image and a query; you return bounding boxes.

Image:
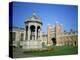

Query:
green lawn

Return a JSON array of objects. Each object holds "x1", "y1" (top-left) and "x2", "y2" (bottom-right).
[{"x1": 24, "y1": 46, "x2": 78, "y2": 56}]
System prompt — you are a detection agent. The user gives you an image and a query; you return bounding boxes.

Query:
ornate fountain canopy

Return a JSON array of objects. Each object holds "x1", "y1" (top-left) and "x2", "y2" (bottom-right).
[{"x1": 25, "y1": 11, "x2": 42, "y2": 25}]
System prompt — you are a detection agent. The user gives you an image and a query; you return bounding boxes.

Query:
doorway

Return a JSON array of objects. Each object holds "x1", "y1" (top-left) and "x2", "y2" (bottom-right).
[{"x1": 52, "y1": 38, "x2": 56, "y2": 45}]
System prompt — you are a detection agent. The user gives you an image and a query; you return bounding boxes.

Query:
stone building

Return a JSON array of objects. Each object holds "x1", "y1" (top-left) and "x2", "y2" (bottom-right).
[
  {"x1": 42, "y1": 32, "x2": 48, "y2": 47},
  {"x1": 9, "y1": 27, "x2": 25, "y2": 47},
  {"x1": 9, "y1": 12, "x2": 78, "y2": 49},
  {"x1": 9, "y1": 12, "x2": 47, "y2": 49},
  {"x1": 9, "y1": 26, "x2": 48, "y2": 48},
  {"x1": 47, "y1": 23, "x2": 78, "y2": 46}
]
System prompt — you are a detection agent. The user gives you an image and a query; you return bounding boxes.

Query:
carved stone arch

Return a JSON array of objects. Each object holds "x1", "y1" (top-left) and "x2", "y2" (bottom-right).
[
  {"x1": 30, "y1": 25, "x2": 35, "y2": 40},
  {"x1": 26, "y1": 25, "x2": 28, "y2": 40},
  {"x1": 51, "y1": 38, "x2": 56, "y2": 45},
  {"x1": 37, "y1": 26, "x2": 41, "y2": 39},
  {"x1": 30, "y1": 25, "x2": 35, "y2": 32}
]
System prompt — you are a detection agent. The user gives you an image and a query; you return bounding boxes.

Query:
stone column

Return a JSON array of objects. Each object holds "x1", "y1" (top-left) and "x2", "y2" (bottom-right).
[
  {"x1": 37, "y1": 29, "x2": 38, "y2": 40},
  {"x1": 35, "y1": 26, "x2": 37, "y2": 40},
  {"x1": 37, "y1": 29, "x2": 40, "y2": 40},
  {"x1": 40, "y1": 28, "x2": 42, "y2": 40},
  {"x1": 25, "y1": 26, "x2": 28, "y2": 40},
  {"x1": 28, "y1": 25, "x2": 30, "y2": 40},
  {"x1": 24, "y1": 29, "x2": 26, "y2": 40},
  {"x1": 37, "y1": 28, "x2": 40, "y2": 40}
]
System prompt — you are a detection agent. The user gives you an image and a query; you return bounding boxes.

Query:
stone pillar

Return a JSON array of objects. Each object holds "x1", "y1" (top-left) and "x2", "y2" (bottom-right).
[
  {"x1": 25, "y1": 26, "x2": 28, "y2": 40},
  {"x1": 37, "y1": 29, "x2": 38, "y2": 40},
  {"x1": 24, "y1": 29, "x2": 26, "y2": 40},
  {"x1": 35, "y1": 26, "x2": 37, "y2": 40},
  {"x1": 37, "y1": 28, "x2": 40, "y2": 40},
  {"x1": 40, "y1": 28, "x2": 42, "y2": 40},
  {"x1": 28, "y1": 25, "x2": 30, "y2": 40},
  {"x1": 37, "y1": 29, "x2": 39, "y2": 40}
]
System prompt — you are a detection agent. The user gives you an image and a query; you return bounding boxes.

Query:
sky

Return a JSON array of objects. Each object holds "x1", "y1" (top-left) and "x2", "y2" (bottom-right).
[{"x1": 11, "y1": 2, "x2": 78, "y2": 33}]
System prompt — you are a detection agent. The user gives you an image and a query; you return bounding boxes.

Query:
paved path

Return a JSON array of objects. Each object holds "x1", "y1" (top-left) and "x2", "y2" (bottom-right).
[{"x1": 13, "y1": 48, "x2": 37, "y2": 58}]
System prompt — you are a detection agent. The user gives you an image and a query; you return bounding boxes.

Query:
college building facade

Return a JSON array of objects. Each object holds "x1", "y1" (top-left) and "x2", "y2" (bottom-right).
[{"x1": 9, "y1": 12, "x2": 78, "y2": 49}]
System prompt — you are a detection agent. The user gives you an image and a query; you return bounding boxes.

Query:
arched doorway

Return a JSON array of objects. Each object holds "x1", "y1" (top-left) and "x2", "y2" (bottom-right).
[
  {"x1": 30, "y1": 25, "x2": 35, "y2": 40},
  {"x1": 37, "y1": 26, "x2": 40, "y2": 39},
  {"x1": 51, "y1": 38, "x2": 56, "y2": 45}
]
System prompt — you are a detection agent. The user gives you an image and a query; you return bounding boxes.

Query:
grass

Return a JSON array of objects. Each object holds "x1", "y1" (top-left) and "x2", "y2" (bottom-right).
[{"x1": 23, "y1": 46, "x2": 78, "y2": 56}]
